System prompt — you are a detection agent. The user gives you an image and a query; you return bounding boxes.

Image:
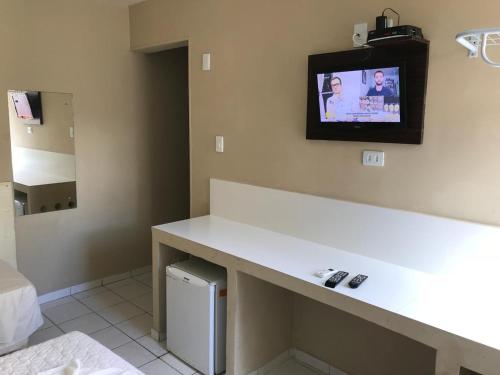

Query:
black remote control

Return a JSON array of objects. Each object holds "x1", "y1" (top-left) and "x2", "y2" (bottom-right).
[
  {"x1": 348, "y1": 274, "x2": 368, "y2": 289},
  {"x1": 324, "y1": 271, "x2": 349, "y2": 288}
]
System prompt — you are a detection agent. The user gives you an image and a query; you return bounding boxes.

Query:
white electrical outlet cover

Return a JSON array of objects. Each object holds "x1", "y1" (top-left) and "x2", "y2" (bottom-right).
[
  {"x1": 353, "y1": 23, "x2": 368, "y2": 47},
  {"x1": 362, "y1": 150, "x2": 384, "y2": 167},
  {"x1": 215, "y1": 135, "x2": 224, "y2": 152}
]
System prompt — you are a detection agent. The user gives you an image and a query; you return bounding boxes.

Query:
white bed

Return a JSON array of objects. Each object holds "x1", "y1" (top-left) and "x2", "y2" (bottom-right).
[
  {"x1": 0, "y1": 260, "x2": 43, "y2": 355},
  {"x1": 0, "y1": 331, "x2": 144, "y2": 374}
]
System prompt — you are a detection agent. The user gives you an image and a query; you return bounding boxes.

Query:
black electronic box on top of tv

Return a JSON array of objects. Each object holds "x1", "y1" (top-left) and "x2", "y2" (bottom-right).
[{"x1": 367, "y1": 25, "x2": 423, "y2": 44}]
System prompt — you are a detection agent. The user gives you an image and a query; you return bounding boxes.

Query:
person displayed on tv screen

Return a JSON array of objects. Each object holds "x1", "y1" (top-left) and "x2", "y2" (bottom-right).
[
  {"x1": 325, "y1": 76, "x2": 350, "y2": 121},
  {"x1": 366, "y1": 70, "x2": 393, "y2": 97}
]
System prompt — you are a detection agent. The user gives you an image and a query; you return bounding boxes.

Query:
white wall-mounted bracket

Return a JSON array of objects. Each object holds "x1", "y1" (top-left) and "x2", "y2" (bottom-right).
[{"x1": 456, "y1": 28, "x2": 500, "y2": 67}]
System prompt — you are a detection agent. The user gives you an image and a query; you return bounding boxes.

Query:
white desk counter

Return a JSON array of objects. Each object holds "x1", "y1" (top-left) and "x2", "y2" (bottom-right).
[
  {"x1": 155, "y1": 215, "x2": 435, "y2": 327},
  {"x1": 152, "y1": 180, "x2": 500, "y2": 375},
  {"x1": 14, "y1": 169, "x2": 74, "y2": 187}
]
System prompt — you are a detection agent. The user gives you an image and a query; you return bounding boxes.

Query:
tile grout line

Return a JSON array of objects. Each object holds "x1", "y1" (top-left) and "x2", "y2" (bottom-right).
[
  {"x1": 138, "y1": 357, "x2": 183, "y2": 374},
  {"x1": 102, "y1": 283, "x2": 152, "y2": 313},
  {"x1": 41, "y1": 312, "x2": 57, "y2": 328},
  {"x1": 131, "y1": 275, "x2": 153, "y2": 289}
]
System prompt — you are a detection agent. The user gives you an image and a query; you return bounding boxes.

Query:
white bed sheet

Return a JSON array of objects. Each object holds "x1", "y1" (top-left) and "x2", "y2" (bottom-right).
[
  {"x1": 0, "y1": 331, "x2": 144, "y2": 375},
  {"x1": 0, "y1": 260, "x2": 43, "y2": 345}
]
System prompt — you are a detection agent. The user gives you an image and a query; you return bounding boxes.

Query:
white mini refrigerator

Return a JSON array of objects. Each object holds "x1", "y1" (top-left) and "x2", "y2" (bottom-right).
[{"x1": 166, "y1": 258, "x2": 227, "y2": 375}]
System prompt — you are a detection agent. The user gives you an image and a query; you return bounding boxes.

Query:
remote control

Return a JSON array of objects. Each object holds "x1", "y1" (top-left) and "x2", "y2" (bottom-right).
[
  {"x1": 314, "y1": 268, "x2": 336, "y2": 278},
  {"x1": 348, "y1": 274, "x2": 368, "y2": 289},
  {"x1": 324, "y1": 271, "x2": 349, "y2": 288}
]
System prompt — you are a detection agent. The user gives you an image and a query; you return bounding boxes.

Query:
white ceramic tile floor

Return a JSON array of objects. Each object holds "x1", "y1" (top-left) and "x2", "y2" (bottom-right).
[
  {"x1": 80, "y1": 290, "x2": 124, "y2": 311},
  {"x1": 106, "y1": 278, "x2": 136, "y2": 289},
  {"x1": 98, "y1": 301, "x2": 144, "y2": 324},
  {"x1": 40, "y1": 315, "x2": 54, "y2": 330},
  {"x1": 116, "y1": 313, "x2": 152, "y2": 339},
  {"x1": 43, "y1": 299, "x2": 91, "y2": 324},
  {"x1": 90, "y1": 326, "x2": 132, "y2": 350},
  {"x1": 136, "y1": 335, "x2": 167, "y2": 357},
  {"x1": 109, "y1": 279, "x2": 151, "y2": 300},
  {"x1": 112, "y1": 341, "x2": 156, "y2": 367},
  {"x1": 58, "y1": 312, "x2": 110, "y2": 334},
  {"x1": 131, "y1": 292, "x2": 153, "y2": 314},
  {"x1": 161, "y1": 353, "x2": 197, "y2": 375},
  {"x1": 140, "y1": 359, "x2": 179, "y2": 375},
  {"x1": 31, "y1": 275, "x2": 197, "y2": 375},
  {"x1": 134, "y1": 272, "x2": 153, "y2": 287},
  {"x1": 39, "y1": 296, "x2": 74, "y2": 312},
  {"x1": 268, "y1": 358, "x2": 319, "y2": 375},
  {"x1": 72, "y1": 286, "x2": 108, "y2": 300},
  {"x1": 28, "y1": 325, "x2": 63, "y2": 346}
]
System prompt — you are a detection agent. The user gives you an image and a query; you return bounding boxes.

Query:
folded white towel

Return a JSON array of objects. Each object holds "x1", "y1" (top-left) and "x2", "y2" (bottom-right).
[{"x1": 38, "y1": 359, "x2": 140, "y2": 375}]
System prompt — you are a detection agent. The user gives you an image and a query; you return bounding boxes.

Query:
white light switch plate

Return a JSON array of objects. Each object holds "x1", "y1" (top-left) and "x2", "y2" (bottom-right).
[
  {"x1": 215, "y1": 135, "x2": 224, "y2": 152},
  {"x1": 362, "y1": 150, "x2": 384, "y2": 167},
  {"x1": 202, "y1": 53, "x2": 211, "y2": 71}
]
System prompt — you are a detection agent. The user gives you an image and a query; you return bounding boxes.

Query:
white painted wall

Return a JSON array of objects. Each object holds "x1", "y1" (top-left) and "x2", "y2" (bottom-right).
[{"x1": 0, "y1": 182, "x2": 17, "y2": 269}]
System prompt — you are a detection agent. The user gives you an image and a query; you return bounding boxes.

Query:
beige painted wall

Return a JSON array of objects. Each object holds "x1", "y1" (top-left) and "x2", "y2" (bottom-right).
[
  {"x1": 293, "y1": 294, "x2": 436, "y2": 375},
  {"x1": 130, "y1": 2, "x2": 500, "y2": 374},
  {"x1": 8, "y1": 91, "x2": 75, "y2": 155},
  {"x1": 0, "y1": 0, "x2": 189, "y2": 294},
  {"x1": 130, "y1": 0, "x2": 500, "y2": 227},
  {"x1": 234, "y1": 272, "x2": 294, "y2": 374}
]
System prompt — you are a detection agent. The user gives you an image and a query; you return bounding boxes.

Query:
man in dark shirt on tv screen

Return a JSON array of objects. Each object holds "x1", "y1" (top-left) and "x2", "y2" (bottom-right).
[{"x1": 366, "y1": 70, "x2": 393, "y2": 96}]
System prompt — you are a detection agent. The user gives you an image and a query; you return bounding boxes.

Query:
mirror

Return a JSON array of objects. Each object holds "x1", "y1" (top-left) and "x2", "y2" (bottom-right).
[{"x1": 7, "y1": 91, "x2": 77, "y2": 216}]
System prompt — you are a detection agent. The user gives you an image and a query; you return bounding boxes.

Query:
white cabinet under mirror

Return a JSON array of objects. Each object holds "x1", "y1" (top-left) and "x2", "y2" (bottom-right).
[{"x1": 7, "y1": 90, "x2": 77, "y2": 216}]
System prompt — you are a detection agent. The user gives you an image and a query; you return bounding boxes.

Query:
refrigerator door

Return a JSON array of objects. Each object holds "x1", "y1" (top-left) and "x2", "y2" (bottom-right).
[{"x1": 166, "y1": 267, "x2": 215, "y2": 375}]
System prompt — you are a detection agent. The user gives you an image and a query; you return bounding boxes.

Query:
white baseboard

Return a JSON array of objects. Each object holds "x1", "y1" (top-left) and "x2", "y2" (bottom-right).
[
  {"x1": 249, "y1": 348, "x2": 350, "y2": 375},
  {"x1": 38, "y1": 288, "x2": 71, "y2": 305},
  {"x1": 70, "y1": 279, "x2": 101, "y2": 294},
  {"x1": 102, "y1": 271, "x2": 131, "y2": 285},
  {"x1": 132, "y1": 265, "x2": 152, "y2": 276},
  {"x1": 38, "y1": 265, "x2": 151, "y2": 304}
]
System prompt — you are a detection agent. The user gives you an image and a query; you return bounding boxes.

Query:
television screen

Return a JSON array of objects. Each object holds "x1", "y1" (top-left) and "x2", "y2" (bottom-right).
[
  {"x1": 10, "y1": 91, "x2": 43, "y2": 125},
  {"x1": 11, "y1": 92, "x2": 34, "y2": 120},
  {"x1": 317, "y1": 67, "x2": 401, "y2": 124}
]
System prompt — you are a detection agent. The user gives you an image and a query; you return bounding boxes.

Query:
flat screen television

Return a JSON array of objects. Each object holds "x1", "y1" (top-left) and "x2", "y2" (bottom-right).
[
  {"x1": 11, "y1": 91, "x2": 43, "y2": 125},
  {"x1": 307, "y1": 40, "x2": 429, "y2": 144}
]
